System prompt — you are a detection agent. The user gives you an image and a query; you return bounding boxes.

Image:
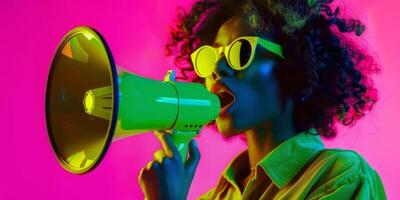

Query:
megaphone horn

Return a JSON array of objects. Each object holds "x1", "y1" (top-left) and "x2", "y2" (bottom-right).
[{"x1": 46, "y1": 26, "x2": 220, "y2": 174}]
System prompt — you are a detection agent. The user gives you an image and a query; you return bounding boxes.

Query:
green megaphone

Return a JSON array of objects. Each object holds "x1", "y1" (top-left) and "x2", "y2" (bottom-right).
[{"x1": 46, "y1": 26, "x2": 220, "y2": 174}]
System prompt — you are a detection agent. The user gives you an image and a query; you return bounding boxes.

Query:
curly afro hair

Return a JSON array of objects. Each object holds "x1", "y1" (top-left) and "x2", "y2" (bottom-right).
[{"x1": 165, "y1": 0, "x2": 380, "y2": 138}]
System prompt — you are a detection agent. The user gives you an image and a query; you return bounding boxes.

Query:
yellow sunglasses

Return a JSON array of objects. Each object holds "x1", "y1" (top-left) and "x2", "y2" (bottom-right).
[{"x1": 190, "y1": 36, "x2": 285, "y2": 78}]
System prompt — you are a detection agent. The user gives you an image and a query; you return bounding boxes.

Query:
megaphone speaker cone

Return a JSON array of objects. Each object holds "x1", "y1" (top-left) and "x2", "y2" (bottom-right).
[{"x1": 46, "y1": 27, "x2": 119, "y2": 174}]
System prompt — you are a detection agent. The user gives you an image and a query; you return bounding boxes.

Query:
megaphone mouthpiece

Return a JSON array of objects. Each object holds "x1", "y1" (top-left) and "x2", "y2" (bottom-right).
[{"x1": 83, "y1": 86, "x2": 113, "y2": 120}]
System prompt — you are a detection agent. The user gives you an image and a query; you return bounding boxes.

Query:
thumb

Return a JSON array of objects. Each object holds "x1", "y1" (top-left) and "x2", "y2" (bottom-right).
[
  {"x1": 154, "y1": 130, "x2": 180, "y2": 159},
  {"x1": 185, "y1": 139, "x2": 201, "y2": 179}
]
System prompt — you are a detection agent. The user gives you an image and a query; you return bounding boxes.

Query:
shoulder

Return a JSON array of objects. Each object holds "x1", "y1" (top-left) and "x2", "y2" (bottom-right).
[
  {"x1": 314, "y1": 148, "x2": 376, "y2": 178},
  {"x1": 310, "y1": 148, "x2": 378, "y2": 183},
  {"x1": 304, "y1": 148, "x2": 386, "y2": 199}
]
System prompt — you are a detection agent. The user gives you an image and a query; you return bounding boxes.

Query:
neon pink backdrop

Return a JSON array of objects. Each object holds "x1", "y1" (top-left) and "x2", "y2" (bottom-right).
[{"x1": 1, "y1": 0, "x2": 398, "y2": 199}]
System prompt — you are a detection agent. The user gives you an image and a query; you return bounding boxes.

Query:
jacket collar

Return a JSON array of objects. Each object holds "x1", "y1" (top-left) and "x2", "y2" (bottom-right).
[{"x1": 222, "y1": 128, "x2": 325, "y2": 189}]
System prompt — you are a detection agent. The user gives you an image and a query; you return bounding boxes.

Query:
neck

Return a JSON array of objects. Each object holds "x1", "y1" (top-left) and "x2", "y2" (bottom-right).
[{"x1": 244, "y1": 99, "x2": 296, "y2": 169}]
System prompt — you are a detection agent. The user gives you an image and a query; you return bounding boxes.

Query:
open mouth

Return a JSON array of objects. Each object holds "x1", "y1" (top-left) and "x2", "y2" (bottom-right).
[{"x1": 212, "y1": 83, "x2": 236, "y2": 112}]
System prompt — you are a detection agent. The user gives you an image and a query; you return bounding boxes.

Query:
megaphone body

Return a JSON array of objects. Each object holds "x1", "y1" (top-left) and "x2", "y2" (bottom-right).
[{"x1": 46, "y1": 27, "x2": 220, "y2": 174}]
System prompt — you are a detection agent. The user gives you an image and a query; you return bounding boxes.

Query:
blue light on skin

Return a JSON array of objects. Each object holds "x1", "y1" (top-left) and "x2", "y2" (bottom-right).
[
  {"x1": 259, "y1": 61, "x2": 274, "y2": 76},
  {"x1": 205, "y1": 15, "x2": 297, "y2": 184}
]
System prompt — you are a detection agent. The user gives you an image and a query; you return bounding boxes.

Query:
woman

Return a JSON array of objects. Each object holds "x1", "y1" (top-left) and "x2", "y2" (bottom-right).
[{"x1": 139, "y1": 0, "x2": 386, "y2": 199}]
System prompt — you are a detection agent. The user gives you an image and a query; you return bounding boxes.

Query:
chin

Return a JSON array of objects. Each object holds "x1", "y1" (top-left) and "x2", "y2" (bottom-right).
[{"x1": 216, "y1": 115, "x2": 243, "y2": 138}]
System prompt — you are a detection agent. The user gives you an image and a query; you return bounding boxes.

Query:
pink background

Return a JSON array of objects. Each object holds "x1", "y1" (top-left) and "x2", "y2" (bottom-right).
[{"x1": 1, "y1": 0, "x2": 399, "y2": 199}]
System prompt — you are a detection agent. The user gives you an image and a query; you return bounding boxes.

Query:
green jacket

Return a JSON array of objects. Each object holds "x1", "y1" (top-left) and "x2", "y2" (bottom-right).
[{"x1": 198, "y1": 128, "x2": 386, "y2": 200}]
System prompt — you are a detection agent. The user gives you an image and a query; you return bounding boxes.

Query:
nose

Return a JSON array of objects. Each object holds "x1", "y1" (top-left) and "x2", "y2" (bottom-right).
[{"x1": 212, "y1": 55, "x2": 236, "y2": 80}]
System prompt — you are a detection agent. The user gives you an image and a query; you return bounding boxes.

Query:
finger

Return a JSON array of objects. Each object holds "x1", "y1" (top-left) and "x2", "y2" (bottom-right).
[
  {"x1": 153, "y1": 149, "x2": 167, "y2": 164},
  {"x1": 185, "y1": 139, "x2": 201, "y2": 179},
  {"x1": 145, "y1": 160, "x2": 154, "y2": 170},
  {"x1": 138, "y1": 167, "x2": 153, "y2": 197},
  {"x1": 150, "y1": 161, "x2": 163, "y2": 184},
  {"x1": 138, "y1": 167, "x2": 148, "y2": 185},
  {"x1": 150, "y1": 162, "x2": 166, "y2": 200},
  {"x1": 154, "y1": 131, "x2": 180, "y2": 160},
  {"x1": 139, "y1": 162, "x2": 162, "y2": 200},
  {"x1": 160, "y1": 156, "x2": 173, "y2": 174},
  {"x1": 144, "y1": 161, "x2": 160, "y2": 177}
]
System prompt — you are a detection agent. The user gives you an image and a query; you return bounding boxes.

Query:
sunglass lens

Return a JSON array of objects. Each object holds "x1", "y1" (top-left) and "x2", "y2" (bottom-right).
[
  {"x1": 229, "y1": 39, "x2": 252, "y2": 69},
  {"x1": 195, "y1": 47, "x2": 216, "y2": 77}
]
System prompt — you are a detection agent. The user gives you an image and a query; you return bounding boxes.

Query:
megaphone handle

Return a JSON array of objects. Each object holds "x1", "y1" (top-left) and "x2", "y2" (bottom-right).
[{"x1": 170, "y1": 131, "x2": 198, "y2": 163}]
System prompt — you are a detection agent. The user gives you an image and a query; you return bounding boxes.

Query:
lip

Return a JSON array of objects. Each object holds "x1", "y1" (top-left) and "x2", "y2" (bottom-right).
[{"x1": 211, "y1": 82, "x2": 236, "y2": 116}]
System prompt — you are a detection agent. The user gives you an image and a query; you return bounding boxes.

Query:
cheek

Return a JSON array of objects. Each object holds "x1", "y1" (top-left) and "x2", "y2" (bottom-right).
[
  {"x1": 256, "y1": 75, "x2": 282, "y2": 117},
  {"x1": 231, "y1": 67, "x2": 281, "y2": 128},
  {"x1": 229, "y1": 83, "x2": 276, "y2": 129},
  {"x1": 250, "y1": 62, "x2": 281, "y2": 113}
]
